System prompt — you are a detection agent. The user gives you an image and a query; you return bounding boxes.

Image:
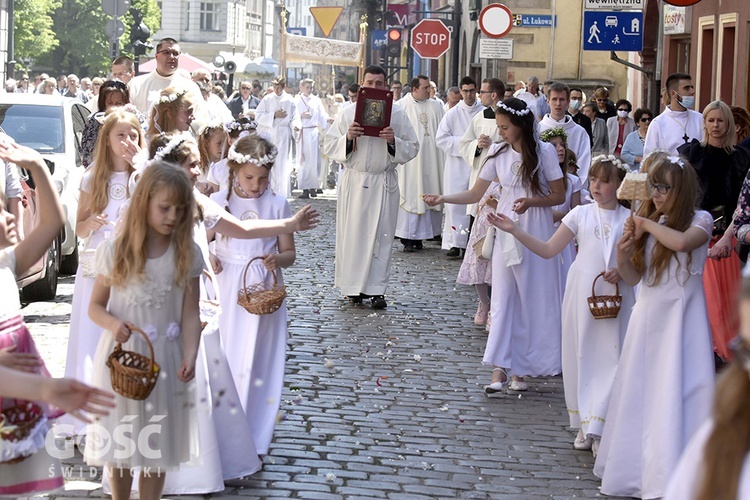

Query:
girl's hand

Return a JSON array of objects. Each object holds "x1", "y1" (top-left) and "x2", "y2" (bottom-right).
[
  {"x1": 0, "y1": 138, "x2": 45, "y2": 169},
  {"x1": 422, "y1": 194, "x2": 442, "y2": 207},
  {"x1": 512, "y1": 198, "x2": 532, "y2": 215},
  {"x1": 195, "y1": 180, "x2": 215, "y2": 196},
  {"x1": 631, "y1": 216, "x2": 647, "y2": 239},
  {"x1": 0, "y1": 345, "x2": 41, "y2": 373},
  {"x1": 487, "y1": 212, "x2": 517, "y2": 233},
  {"x1": 209, "y1": 254, "x2": 223, "y2": 274},
  {"x1": 178, "y1": 357, "x2": 196, "y2": 382},
  {"x1": 485, "y1": 195, "x2": 498, "y2": 210},
  {"x1": 120, "y1": 138, "x2": 141, "y2": 165},
  {"x1": 262, "y1": 253, "x2": 278, "y2": 271},
  {"x1": 708, "y1": 236, "x2": 732, "y2": 260},
  {"x1": 617, "y1": 230, "x2": 635, "y2": 259},
  {"x1": 112, "y1": 320, "x2": 134, "y2": 344},
  {"x1": 87, "y1": 213, "x2": 110, "y2": 233},
  {"x1": 602, "y1": 268, "x2": 622, "y2": 284},
  {"x1": 45, "y1": 379, "x2": 115, "y2": 422},
  {"x1": 292, "y1": 205, "x2": 320, "y2": 231}
]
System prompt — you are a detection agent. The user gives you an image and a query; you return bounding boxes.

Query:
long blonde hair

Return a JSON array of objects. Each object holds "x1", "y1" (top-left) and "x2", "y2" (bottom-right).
[
  {"x1": 87, "y1": 109, "x2": 145, "y2": 214},
  {"x1": 632, "y1": 152, "x2": 700, "y2": 284},
  {"x1": 111, "y1": 161, "x2": 196, "y2": 288},
  {"x1": 147, "y1": 87, "x2": 195, "y2": 137},
  {"x1": 700, "y1": 100, "x2": 736, "y2": 153},
  {"x1": 197, "y1": 124, "x2": 227, "y2": 174}
]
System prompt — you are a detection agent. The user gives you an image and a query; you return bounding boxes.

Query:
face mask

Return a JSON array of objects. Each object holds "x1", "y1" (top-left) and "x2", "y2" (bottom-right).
[
  {"x1": 617, "y1": 110, "x2": 629, "y2": 118},
  {"x1": 569, "y1": 100, "x2": 581, "y2": 111},
  {"x1": 677, "y1": 93, "x2": 695, "y2": 109}
]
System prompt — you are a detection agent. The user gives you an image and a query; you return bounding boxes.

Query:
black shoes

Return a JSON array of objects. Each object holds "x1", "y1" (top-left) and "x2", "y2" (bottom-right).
[
  {"x1": 349, "y1": 294, "x2": 363, "y2": 304},
  {"x1": 310, "y1": 190, "x2": 317, "y2": 198},
  {"x1": 316, "y1": 188, "x2": 323, "y2": 194},
  {"x1": 446, "y1": 247, "x2": 461, "y2": 258},
  {"x1": 298, "y1": 189, "x2": 310, "y2": 199},
  {"x1": 403, "y1": 244, "x2": 416, "y2": 253},
  {"x1": 349, "y1": 294, "x2": 387, "y2": 309}
]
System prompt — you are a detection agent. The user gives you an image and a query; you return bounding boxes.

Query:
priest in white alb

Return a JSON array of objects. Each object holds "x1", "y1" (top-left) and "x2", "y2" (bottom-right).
[
  {"x1": 323, "y1": 65, "x2": 419, "y2": 310},
  {"x1": 255, "y1": 76, "x2": 296, "y2": 198},
  {"x1": 538, "y1": 82, "x2": 592, "y2": 183},
  {"x1": 435, "y1": 76, "x2": 484, "y2": 257},
  {"x1": 395, "y1": 75, "x2": 445, "y2": 252},
  {"x1": 292, "y1": 78, "x2": 330, "y2": 199},
  {"x1": 459, "y1": 77, "x2": 505, "y2": 219},
  {"x1": 644, "y1": 72, "x2": 703, "y2": 156}
]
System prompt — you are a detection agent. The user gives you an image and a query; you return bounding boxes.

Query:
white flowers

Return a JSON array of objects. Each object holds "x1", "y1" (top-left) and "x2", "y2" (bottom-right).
[
  {"x1": 166, "y1": 322, "x2": 180, "y2": 341},
  {"x1": 141, "y1": 322, "x2": 180, "y2": 342},
  {"x1": 592, "y1": 154, "x2": 628, "y2": 172},
  {"x1": 667, "y1": 155, "x2": 685, "y2": 169},
  {"x1": 158, "y1": 89, "x2": 188, "y2": 104},
  {"x1": 497, "y1": 101, "x2": 531, "y2": 116},
  {"x1": 223, "y1": 120, "x2": 257, "y2": 133},
  {"x1": 153, "y1": 132, "x2": 196, "y2": 162},
  {"x1": 227, "y1": 142, "x2": 278, "y2": 168}
]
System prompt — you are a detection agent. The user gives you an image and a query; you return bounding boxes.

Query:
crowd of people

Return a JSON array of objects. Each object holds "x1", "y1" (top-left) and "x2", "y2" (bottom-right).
[{"x1": 2, "y1": 35, "x2": 750, "y2": 499}]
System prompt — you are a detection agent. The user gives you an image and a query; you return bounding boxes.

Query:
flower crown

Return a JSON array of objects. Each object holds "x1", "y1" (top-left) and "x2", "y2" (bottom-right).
[
  {"x1": 158, "y1": 89, "x2": 188, "y2": 104},
  {"x1": 153, "y1": 132, "x2": 195, "y2": 162},
  {"x1": 224, "y1": 120, "x2": 257, "y2": 133},
  {"x1": 227, "y1": 142, "x2": 278, "y2": 167},
  {"x1": 496, "y1": 101, "x2": 531, "y2": 116},
  {"x1": 591, "y1": 153, "x2": 628, "y2": 172},
  {"x1": 539, "y1": 127, "x2": 568, "y2": 143},
  {"x1": 642, "y1": 149, "x2": 686, "y2": 170}
]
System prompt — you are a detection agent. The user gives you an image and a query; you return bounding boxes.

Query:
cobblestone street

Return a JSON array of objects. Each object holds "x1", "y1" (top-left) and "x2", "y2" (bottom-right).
[{"x1": 27, "y1": 193, "x2": 616, "y2": 499}]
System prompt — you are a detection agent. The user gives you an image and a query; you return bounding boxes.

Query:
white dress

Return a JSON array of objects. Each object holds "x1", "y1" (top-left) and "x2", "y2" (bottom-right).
[
  {"x1": 553, "y1": 173, "x2": 582, "y2": 296},
  {"x1": 478, "y1": 142, "x2": 563, "y2": 376},
  {"x1": 560, "y1": 204, "x2": 634, "y2": 438},
  {"x1": 58, "y1": 170, "x2": 130, "y2": 436},
  {"x1": 207, "y1": 158, "x2": 230, "y2": 192},
  {"x1": 84, "y1": 239, "x2": 203, "y2": 471},
  {"x1": 210, "y1": 188, "x2": 291, "y2": 455},
  {"x1": 664, "y1": 420, "x2": 750, "y2": 499},
  {"x1": 594, "y1": 211, "x2": 716, "y2": 499}
]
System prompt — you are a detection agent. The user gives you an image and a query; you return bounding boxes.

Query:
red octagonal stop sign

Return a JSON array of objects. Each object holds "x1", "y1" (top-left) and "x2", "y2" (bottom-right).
[{"x1": 411, "y1": 19, "x2": 451, "y2": 60}]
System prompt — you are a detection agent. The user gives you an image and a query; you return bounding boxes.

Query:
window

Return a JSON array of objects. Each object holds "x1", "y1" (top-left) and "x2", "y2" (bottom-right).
[{"x1": 200, "y1": 2, "x2": 220, "y2": 31}]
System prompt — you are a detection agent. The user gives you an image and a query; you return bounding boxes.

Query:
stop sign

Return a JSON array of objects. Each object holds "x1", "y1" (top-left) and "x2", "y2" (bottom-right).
[{"x1": 411, "y1": 19, "x2": 451, "y2": 59}]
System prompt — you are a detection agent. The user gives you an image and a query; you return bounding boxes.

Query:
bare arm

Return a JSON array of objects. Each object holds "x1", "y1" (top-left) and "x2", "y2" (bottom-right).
[
  {"x1": 213, "y1": 204, "x2": 319, "y2": 239},
  {"x1": 615, "y1": 226, "x2": 641, "y2": 286},
  {"x1": 0, "y1": 142, "x2": 64, "y2": 276},
  {"x1": 488, "y1": 212, "x2": 575, "y2": 259},
  {"x1": 89, "y1": 276, "x2": 133, "y2": 343},
  {"x1": 76, "y1": 191, "x2": 111, "y2": 239},
  {"x1": 178, "y1": 277, "x2": 201, "y2": 383},
  {"x1": 634, "y1": 216, "x2": 709, "y2": 253},
  {"x1": 424, "y1": 177, "x2": 492, "y2": 207},
  {"x1": 7, "y1": 197, "x2": 23, "y2": 240},
  {"x1": 263, "y1": 231, "x2": 296, "y2": 271},
  {"x1": 513, "y1": 178, "x2": 566, "y2": 213}
]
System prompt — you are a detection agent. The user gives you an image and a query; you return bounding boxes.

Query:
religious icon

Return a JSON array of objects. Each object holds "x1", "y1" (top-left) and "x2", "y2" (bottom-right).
[{"x1": 354, "y1": 87, "x2": 394, "y2": 138}]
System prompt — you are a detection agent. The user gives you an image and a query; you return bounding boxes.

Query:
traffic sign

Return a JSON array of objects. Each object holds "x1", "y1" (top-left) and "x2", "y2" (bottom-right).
[
  {"x1": 105, "y1": 18, "x2": 125, "y2": 38},
  {"x1": 664, "y1": 0, "x2": 701, "y2": 5},
  {"x1": 478, "y1": 4, "x2": 512, "y2": 39},
  {"x1": 513, "y1": 14, "x2": 556, "y2": 28},
  {"x1": 101, "y1": 0, "x2": 129, "y2": 17},
  {"x1": 479, "y1": 39, "x2": 513, "y2": 60},
  {"x1": 584, "y1": 0, "x2": 643, "y2": 10},
  {"x1": 309, "y1": 6, "x2": 343, "y2": 37},
  {"x1": 583, "y1": 11, "x2": 643, "y2": 51},
  {"x1": 287, "y1": 27, "x2": 307, "y2": 36},
  {"x1": 372, "y1": 29, "x2": 388, "y2": 50},
  {"x1": 410, "y1": 19, "x2": 451, "y2": 59}
]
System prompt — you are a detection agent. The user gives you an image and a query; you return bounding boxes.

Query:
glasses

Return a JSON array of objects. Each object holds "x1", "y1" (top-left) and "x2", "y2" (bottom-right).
[
  {"x1": 21, "y1": 78, "x2": 29, "y2": 81},
  {"x1": 651, "y1": 184, "x2": 671, "y2": 195},
  {"x1": 640, "y1": 117, "x2": 652, "y2": 122},
  {"x1": 157, "y1": 49, "x2": 181, "y2": 58},
  {"x1": 617, "y1": 108, "x2": 629, "y2": 112},
  {"x1": 241, "y1": 86, "x2": 252, "y2": 90}
]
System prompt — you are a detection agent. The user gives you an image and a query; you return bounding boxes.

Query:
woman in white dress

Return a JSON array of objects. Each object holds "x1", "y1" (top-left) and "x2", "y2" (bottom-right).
[
  {"x1": 594, "y1": 152, "x2": 715, "y2": 499},
  {"x1": 424, "y1": 98, "x2": 566, "y2": 392},
  {"x1": 59, "y1": 109, "x2": 145, "y2": 436},
  {"x1": 209, "y1": 134, "x2": 295, "y2": 455}
]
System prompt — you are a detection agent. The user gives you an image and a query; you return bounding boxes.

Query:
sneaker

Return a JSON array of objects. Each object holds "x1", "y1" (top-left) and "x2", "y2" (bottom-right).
[
  {"x1": 474, "y1": 302, "x2": 489, "y2": 325},
  {"x1": 446, "y1": 247, "x2": 461, "y2": 258},
  {"x1": 371, "y1": 296, "x2": 387, "y2": 309},
  {"x1": 573, "y1": 429, "x2": 592, "y2": 450},
  {"x1": 509, "y1": 380, "x2": 528, "y2": 392},
  {"x1": 483, "y1": 381, "x2": 506, "y2": 394}
]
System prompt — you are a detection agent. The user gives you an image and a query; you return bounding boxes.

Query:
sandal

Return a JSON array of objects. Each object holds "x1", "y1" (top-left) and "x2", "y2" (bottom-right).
[{"x1": 484, "y1": 367, "x2": 508, "y2": 394}]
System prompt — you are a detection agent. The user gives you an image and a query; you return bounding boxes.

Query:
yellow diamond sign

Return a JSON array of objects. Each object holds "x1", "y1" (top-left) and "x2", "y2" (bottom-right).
[{"x1": 310, "y1": 6, "x2": 344, "y2": 38}]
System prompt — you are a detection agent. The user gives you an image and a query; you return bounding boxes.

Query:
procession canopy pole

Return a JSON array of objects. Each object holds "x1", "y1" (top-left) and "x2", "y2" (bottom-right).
[
  {"x1": 280, "y1": 5, "x2": 288, "y2": 76},
  {"x1": 358, "y1": 14, "x2": 368, "y2": 81},
  {"x1": 331, "y1": 65, "x2": 336, "y2": 95}
]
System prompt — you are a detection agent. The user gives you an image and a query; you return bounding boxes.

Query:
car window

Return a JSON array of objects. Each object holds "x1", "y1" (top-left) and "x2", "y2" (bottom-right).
[
  {"x1": 71, "y1": 104, "x2": 88, "y2": 166},
  {"x1": 0, "y1": 104, "x2": 64, "y2": 153}
]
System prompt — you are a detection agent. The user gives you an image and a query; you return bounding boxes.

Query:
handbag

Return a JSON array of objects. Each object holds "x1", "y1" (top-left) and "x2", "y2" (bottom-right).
[
  {"x1": 480, "y1": 225, "x2": 495, "y2": 259},
  {"x1": 496, "y1": 227, "x2": 523, "y2": 266}
]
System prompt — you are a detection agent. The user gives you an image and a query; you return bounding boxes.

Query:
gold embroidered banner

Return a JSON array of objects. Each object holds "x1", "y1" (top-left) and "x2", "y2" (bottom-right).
[{"x1": 285, "y1": 33, "x2": 363, "y2": 67}]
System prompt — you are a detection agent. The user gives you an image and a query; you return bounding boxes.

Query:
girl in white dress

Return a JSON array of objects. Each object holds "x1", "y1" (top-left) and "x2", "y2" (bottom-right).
[
  {"x1": 207, "y1": 118, "x2": 257, "y2": 192},
  {"x1": 540, "y1": 127, "x2": 582, "y2": 295},
  {"x1": 196, "y1": 122, "x2": 227, "y2": 195},
  {"x1": 594, "y1": 152, "x2": 715, "y2": 499},
  {"x1": 60, "y1": 109, "x2": 145, "y2": 436},
  {"x1": 209, "y1": 133, "x2": 295, "y2": 455},
  {"x1": 665, "y1": 278, "x2": 750, "y2": 500},
  {"x1": 0, "y1": 139, "x2": 67, "y2": 496},
  {"x1": 490, "y1": 155, "x2": 634, "y2": 457},
  {"x1": 86, "y1": 162, "x2": 204, "y2": 500},
  {"x1": 424, "y1": 98, "x2": 566, "y2": 393},
  {"x1": 146, "y1": 87, "x2": 196, "y2": 140}
]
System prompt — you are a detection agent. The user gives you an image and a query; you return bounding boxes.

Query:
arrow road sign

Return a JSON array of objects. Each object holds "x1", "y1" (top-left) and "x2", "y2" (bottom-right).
[{"x1": 583, "y1": 11, "x2": 643, "y2": 51}]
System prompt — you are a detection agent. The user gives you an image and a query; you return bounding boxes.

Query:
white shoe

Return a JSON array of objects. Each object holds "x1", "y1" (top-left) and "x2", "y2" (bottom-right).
[
  {"x1": 483, "y1": 381, "x2": 507, "y2": 394},
  {"x1": 509, "y1": 380, "x2": 528, "y2": 391},
  {"x1": 574, "y1": 429, "x2": 592, "y2": 450},
  {"x1": 592, "y1": 438, "x2": 601, "y2": 458}
]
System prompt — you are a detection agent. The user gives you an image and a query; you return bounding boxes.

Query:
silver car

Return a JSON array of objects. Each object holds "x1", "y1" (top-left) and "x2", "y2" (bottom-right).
[{"x1": 0, "y1": 93, "x2": 87, "y2": 300}]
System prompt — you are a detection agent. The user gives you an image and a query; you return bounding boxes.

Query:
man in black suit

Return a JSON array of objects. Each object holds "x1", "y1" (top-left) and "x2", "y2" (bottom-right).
[{"x1": 227, "y1": 79, "x2": 260, "y2": 119}]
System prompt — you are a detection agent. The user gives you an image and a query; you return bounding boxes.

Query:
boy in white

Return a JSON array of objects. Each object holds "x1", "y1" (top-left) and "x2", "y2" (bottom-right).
[
  {"x1": 644, "y1": 72, "x2": 703, "y2": 155},
  {"x1": 292, "y1": 79, "x2": 330, "y2": 199},
  {"x1": 538, "y1": 82, "x2": 592, "y2": 184},
  {"x1": 255, "y1": 76, "x2": 296, "y2": 197}
]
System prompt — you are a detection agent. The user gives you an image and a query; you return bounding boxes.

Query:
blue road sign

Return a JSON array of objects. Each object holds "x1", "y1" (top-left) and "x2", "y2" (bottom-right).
[
  {"x1": 372, "y1": 29, "x2": 388, "y2": 50},
  {"x1": 513, "y1": 14, "x2": 557, "y2": 28},
  {"x1": 583, "y1": 11, "x2": 643, "y2": 51},
  {"x1": 287, "y1": 27, "x2": 307, "y2": 36}
]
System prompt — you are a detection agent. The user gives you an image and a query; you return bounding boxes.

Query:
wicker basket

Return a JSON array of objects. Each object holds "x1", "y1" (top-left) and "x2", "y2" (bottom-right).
[
  {"x1": 106, "y1": 327, "x2": 160, "y2": 400},
  {"x1": 0, "y1": 402, "x2": 43, "y2": 464},
  {"x1": 587, "y1": 272, "x2": 621, "y2": 320},
  {"x1": 80, "y1": 248, "x2": 98, "y2": 278},
  {"x1": 237, "y1": 256, "x2": 287, "y2": 315}
]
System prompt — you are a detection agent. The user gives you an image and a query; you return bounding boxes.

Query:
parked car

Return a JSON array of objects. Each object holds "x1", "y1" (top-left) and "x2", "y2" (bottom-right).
[{"x1": 0, "y1": 94, "x2": 88, "y2": 299}]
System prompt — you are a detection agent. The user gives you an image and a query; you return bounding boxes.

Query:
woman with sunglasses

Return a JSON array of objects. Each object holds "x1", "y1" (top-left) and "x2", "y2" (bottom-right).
[
  {"x1": 79, "y1": 80, "x2": 146, "y2": 168},
  {"x1": 679, "y1": 100, "x2": 750, "y2": 363},
  {"x1": 621, "y1": 108, "x2": 653, "y2": 170}
]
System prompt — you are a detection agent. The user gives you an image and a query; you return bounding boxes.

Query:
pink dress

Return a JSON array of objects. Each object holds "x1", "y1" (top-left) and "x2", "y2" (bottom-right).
[{"x1": 456, "y1": 181, "x2": 501, "y2": 286}]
